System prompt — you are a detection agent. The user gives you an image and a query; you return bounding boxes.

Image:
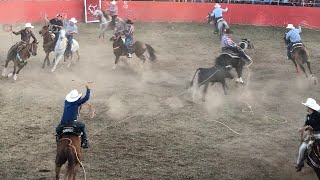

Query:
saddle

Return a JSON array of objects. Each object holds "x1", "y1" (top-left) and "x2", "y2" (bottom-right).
[
  {"x1": 57, "y1": 122, "x2": 82, "y2": 137},
  {"x1": 290, "y1": 42, "x2": 304, "y2": 52},
  {"x1": 217, "y1": 18, "x2": 225, "y2": 23}
]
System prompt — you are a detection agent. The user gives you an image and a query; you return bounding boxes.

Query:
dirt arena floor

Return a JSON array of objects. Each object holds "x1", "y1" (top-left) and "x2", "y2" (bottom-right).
[{"x1": 0, "y1": 22, "x2": 320, "y2": 180}]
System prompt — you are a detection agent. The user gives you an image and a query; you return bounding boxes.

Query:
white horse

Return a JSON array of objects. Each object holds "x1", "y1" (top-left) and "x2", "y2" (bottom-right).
[
  {"x1": 51, "y1": 29, "x2": 80, "y2": 72},
  {"x1": 93, "y1": 9, "x2": 127, "y2": 38},
  {"x1": 93, "y1": 9, "x2": 112, "y2": 38}
]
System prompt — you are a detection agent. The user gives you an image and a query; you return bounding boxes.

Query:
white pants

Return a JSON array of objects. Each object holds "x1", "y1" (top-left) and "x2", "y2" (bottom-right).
[{"x1": 297, "y1": 142, "x2": 308, "y2": 165}]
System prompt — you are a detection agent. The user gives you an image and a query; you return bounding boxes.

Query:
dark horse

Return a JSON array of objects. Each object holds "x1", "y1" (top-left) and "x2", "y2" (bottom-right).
[
  {"x1": 284, "y1": 35, "x2": 313, "y2": 78},
  {"x1": 109, "y1": 32, "x2": 157, "y2": 70},
  {"x1": 214, "y1": 53, "x2": 250, "y2": 84},
  {"x1": 2, "y1": 41, "x2": 39, "y2": 81},
  {"x1": 300, "y1": 127, "x2": 320, "y2": 179},
  {"x1": 39, "y1": 25, "x2": 55, "y2": 68},
  {"x1": 55, "y1": 126, "x2": 82, "y2": 180}
]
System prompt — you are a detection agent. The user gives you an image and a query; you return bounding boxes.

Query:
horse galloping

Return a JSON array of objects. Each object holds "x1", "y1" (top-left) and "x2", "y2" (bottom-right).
[
  {"x1": 2, "y1": 41, "x2": 39, "y2": 81},
  {"x1": 39, "y1": 25, "x2": 55, "y2": 68},
  {"x1": 109, "y1": 32, "x2": 157, "y2": 70},
  {"x1": 284, "y1": 35, "x2": 313, "y2": 78},
  {"x1": 93, "y1": 9, "x2": 126, "y2": 38},
  {"x1": 51, "y1": 29, "x2": 80, "y2": 72}
]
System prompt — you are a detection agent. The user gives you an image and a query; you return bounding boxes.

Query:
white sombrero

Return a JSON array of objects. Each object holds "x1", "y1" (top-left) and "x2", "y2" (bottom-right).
[
  {"x1": 66, "y1": 89, "x2": 82, "y2": 102},
  {"x1": 69, "y1": 17, "x2": 78, "y2": 23},
  {"x1": 302, "y1": 98, "x2": 320, "y2": 111},
  {"x1": 111, "y1": 0, "x2": 117, "y2": 5},
  {"x1": 214, "y1": 3, "x2": 221, "y2": 8},
  {"x1": 24, "y1": 23, "x2": 34, "y2": 28},
  {"x1": 286, "y1": 24, "x2": 295, "y2": 29}
]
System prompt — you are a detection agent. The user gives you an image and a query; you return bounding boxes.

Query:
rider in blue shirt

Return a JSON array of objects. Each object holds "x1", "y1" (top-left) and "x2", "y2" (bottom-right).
[
  {"x1": 56, "y1": 82, "x2": 91, "y2": 148},
  {"x1": 285, "y1": 24, "x2": 302, "y2": 60},
  {"x1": 211, "y1": 3, "x2": 228, "y2": 34}
]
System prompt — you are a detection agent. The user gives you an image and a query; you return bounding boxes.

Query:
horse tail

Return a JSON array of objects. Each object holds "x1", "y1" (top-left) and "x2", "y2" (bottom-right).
[
  {"x1": 65, "y1": 145, "x2": 77, "y2": 179},
  {"x1": 190, "y1": 68, "x2": 201, "y2": 88},
  {"x1": 146, "y1": 44, "x2": 157, "y2": 62}
]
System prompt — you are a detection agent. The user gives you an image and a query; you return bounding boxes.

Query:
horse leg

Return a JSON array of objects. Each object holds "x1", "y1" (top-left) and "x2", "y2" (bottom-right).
[
  {"x1": 306, "y1": 61, "x2": 313, "y2": 76},
  {"x1": 51, "y1": 54, "x2": 62, "y2": 72},
  {"x1": 11, "y1": 61, "x2": 17, "y2": 80},
  {"x1": 298, "y1": 63, "x2": 308, "y2": 78},
  {"x1": 112, "y1": 56, "x2": 120, "y2": 70},
  {"x1": 42, "y1": 53, "x2": 49, "y2": 68},
  {"x1": 76, "y1": 50, "x2": 80, "y2": 62},
  {"x1": 235, "y1": 66, "x2": 244, "y2": 84},
  {"x1": 14, "y1": 63, "x2": 26, "y2": 81},
  {"x1": 292, "y1": 59, "x2": 299, "y2": 73},
  {"x1": 47, "y1": 52, "x2": 51, "y2": 67},
  {"x1": 221, "y1": 81, "x2": 228, "y2": 95},
  {"x1": 67, "y1": 53, "x2": 74, "y2": 68},
  {"x1": 55, "y1": 164, "x2": 62, "y2": 180},
  {"x1": 202, "y1": 83, "x2": 210, "y2": 102},
  {"x1": 2, "y1": 59, "x2": 10, "y2": 77}
]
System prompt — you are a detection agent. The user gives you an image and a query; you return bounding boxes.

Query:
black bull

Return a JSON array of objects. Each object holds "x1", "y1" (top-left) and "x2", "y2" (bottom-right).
[{"x1": 190, "y1": 66, "x2": 234, "y2": 101}]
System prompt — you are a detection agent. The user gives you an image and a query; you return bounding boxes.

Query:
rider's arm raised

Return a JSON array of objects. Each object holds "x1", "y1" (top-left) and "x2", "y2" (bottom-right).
[{"x1": 12, "y1": 30, "x2": 22, "y2": 35}]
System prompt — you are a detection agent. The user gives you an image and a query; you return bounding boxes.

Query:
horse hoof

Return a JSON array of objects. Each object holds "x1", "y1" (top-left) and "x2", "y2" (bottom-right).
[
  {"x1": 112, "y1": 65, "x2": 117, "y2": 70},
  {"x1": 13, "y1": 74, "x2": 17, "y2": 81},
  {"x1": 51, "y1": 69, "x2": 55, "y2": 72},
  {"x1": 7, "y1": 73, "x2": 13, "y2": 78}
]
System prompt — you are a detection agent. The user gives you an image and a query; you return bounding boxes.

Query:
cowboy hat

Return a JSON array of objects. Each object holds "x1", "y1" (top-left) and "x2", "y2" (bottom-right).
[
  {"x1": 225, "y1": 28, "x2": 233, "y2": 34},
  {"x1": 126, "y1": 20, "x2": 133, "y2": 24},
  {"x1": 302, "y1": 98, "x2": 320, "y2": 111},
  {"x1": 214, "y1": 3, "x2": 221, "y2": 8},
  {"x1": 24, "y1": 23, "x2": 34, "y2": 28},
  {"x1": 286, "y1": 24, "x2": 295, "y2": 29},
  {"x1": 66, "y1": 89, "x2": 82, "y2": 102},
  {"x1": 111, "y1": 0, "x2": 117, "y2": 5},
  {"x1": 56, "y1": 13, "x2": 63, "y2": 17},
  {"x1": 69, "y1": 17, "x2": 78, "y2": 23}
]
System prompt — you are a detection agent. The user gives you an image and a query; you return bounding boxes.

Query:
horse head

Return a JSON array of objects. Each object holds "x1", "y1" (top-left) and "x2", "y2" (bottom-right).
[
  {"x1": 93, "y1": 9, "x2": 102, "y2": 18},
  {"x1": 59, "y1": 29, "x2": 66, "y2": 39},
  {"x1": 110, "y1": 32, "x2": 122, "y2": 42},
  {"x1": 39, "y1": 25, "x2": 50, "y2": 37}
]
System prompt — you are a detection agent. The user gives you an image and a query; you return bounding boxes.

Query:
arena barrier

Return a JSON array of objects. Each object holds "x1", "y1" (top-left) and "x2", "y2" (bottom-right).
[{"x1": 0, "y1": 1, "x2": 319, "y2": 28}]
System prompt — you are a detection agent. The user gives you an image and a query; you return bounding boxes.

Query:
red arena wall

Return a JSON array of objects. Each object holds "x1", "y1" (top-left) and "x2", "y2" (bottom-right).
[{"x1": 0, "y1": 1, "x2": 319, "y2": 28}]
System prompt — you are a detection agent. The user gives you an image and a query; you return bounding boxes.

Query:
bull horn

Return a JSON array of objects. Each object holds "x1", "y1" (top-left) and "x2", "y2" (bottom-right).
[{"x1": 225, "y1": 65, "x2": 232, "y2": 68}]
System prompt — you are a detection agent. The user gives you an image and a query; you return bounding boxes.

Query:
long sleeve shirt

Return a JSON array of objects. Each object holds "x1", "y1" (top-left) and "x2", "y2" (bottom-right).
[
  {"x1": 221, "y1": 34, "x2": 237, "y2": 48},
  {"x1": 12, "y1": 29, "x2": 37, "y2": 43},
  {"x1": 64, "y1": 20, "x2": 78, "y2": 35},
  {"x1": 286, "y1": 26, "x2": 302, "y2": 43},
  {"x1": 305, "y1": 110, "x2": 320, "y2": 132},
  {"x1": 211, "y1": 7, "x2": 228, "y2": 18},
  {"x1": 124, "y1": 24, "x2": 134, "y2": 38},
  {"x1": 60, "y1": 88, "x2": 90, "y2": 123}
]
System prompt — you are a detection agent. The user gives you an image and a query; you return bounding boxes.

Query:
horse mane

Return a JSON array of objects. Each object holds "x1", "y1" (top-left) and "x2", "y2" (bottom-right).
[{"x1": 102, "y1": 10, "x2": 111, "y2": 21}]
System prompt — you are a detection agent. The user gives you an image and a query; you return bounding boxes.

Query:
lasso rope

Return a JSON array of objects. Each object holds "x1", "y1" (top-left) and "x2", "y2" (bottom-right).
[
  {"x1": 59, "y1": 138, "x2": 86, "y2": 180},
  {"x1": 239, "y1": 67, "x2": 288, "y2": 124},
  {"x1": 89, "y1": 67, "x2": 240, "y2": 138}
]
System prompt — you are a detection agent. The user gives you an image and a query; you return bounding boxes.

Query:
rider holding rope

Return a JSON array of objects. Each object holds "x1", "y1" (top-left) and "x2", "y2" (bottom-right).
[{"x1": 221, "y1": 28, "x2": 252, "y2": 64}]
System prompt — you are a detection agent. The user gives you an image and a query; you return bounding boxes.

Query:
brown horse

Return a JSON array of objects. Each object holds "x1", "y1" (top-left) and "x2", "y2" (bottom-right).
[
  {"x1": 2, "y1": 41, "x2": 39, "y2": 81},
  {"x1": 39, "y1": 25, "x2": 55, "y2": 68},
  {"x1": 55, "y1": 133, "x2": 82, "y2": 180},
  {"x1": 109, "y1": 32, "x2": 157, "y2": 70},
  {"x1": 284, "y1": 36, "x2": 313, "y2": 78}
]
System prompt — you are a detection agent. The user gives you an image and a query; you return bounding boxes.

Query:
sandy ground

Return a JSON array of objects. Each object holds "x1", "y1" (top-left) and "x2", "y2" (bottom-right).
[{"x1": 0, "y1": 22, "x2": 320, "y2": 180}]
